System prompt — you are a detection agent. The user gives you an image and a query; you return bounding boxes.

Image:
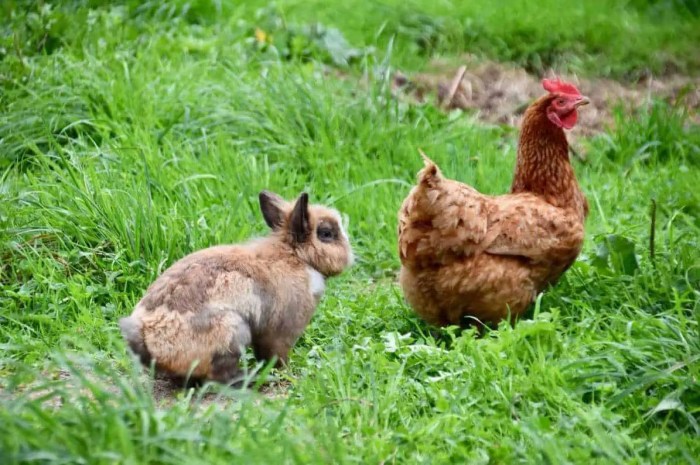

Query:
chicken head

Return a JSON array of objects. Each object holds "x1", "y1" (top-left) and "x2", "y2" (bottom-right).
[{"x1": 542, "y1": 79, "x2": 590, "y2": 130}]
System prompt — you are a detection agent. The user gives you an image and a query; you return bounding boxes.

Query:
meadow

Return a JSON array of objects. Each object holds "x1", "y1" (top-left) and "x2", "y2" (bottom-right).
[{"x1": 1, "y1": 0, "x2": 699, "y2": 463}]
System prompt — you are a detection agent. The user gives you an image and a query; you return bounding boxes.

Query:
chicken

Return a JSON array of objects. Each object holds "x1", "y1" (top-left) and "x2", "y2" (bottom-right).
[{"x1": 398, "y1": 78, "x2": 590, "y2": 328}]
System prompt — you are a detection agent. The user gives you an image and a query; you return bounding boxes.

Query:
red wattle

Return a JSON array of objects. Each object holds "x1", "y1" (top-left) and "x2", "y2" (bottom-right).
[{"x1": 560, "y1": 110, "x2": 578, "y2": 129}]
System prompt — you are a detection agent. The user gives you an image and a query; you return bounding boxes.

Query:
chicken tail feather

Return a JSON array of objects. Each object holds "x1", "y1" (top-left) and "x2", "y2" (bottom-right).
[{"x1": 417, "y1": 149, "x2": 441, "y2": 186}]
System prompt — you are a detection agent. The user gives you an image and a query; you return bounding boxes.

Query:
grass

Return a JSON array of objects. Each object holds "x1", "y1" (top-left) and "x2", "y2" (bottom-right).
[
  {"x1": 1, "y1": 0, "x2": 699, "y2": 464},
  {"x1": 3, "y1": 0, "x2": 699, "y2": 82}
]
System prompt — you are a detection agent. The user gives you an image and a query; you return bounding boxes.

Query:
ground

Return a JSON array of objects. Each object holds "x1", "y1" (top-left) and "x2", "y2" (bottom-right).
[{"x1": 1, "y1": 1, "x2": 699, "y2": 464}]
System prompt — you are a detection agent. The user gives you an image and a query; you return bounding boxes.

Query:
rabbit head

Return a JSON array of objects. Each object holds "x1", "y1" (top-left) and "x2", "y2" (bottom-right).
[{"x1": 259, "y1": 190, "x2": 353, "y2": 277}]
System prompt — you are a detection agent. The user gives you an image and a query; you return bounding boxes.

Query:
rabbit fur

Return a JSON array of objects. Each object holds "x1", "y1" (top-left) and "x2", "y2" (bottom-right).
[{"x1": 119, "y1": 190, "x2": 353, "y2": 383}]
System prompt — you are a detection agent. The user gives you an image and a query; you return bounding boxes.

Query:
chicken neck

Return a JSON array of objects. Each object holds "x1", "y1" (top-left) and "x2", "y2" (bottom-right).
[{"x1": 510, "y1": 100, "x2": 583, "y2": 212}]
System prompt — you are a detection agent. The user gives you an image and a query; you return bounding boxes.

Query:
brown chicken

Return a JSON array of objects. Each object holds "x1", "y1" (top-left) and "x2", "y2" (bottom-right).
[{"x1": 398, "y1": 78, "x2": 590, "y2": 327}]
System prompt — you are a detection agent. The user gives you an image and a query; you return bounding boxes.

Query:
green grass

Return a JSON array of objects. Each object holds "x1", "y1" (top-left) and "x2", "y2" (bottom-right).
[
  {"x1": 3, "y1": 0, "x2": 699, "y2": 82},
  {"x1": 1, "y1": 1, "x2": 699, "y2": 464}
]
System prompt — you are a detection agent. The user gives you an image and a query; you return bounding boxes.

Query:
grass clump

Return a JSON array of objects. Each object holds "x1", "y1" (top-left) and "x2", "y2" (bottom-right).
[{"x1": 595, "y1": 100, "x2": 700, "y2": 168}]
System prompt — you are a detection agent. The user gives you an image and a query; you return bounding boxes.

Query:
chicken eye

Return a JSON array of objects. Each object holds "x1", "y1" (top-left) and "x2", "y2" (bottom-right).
[
  {"x1": 317, "y1": 226, "x2": 335, "y2": 243},
  {"x1": 556, "y1": 98, "x2": 566, "y2": 106}
]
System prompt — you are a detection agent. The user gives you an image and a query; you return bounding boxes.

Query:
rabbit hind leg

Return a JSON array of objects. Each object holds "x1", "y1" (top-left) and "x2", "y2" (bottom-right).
[{"x1": 208, "y1": 321, "x2": 252, "y2": 384}]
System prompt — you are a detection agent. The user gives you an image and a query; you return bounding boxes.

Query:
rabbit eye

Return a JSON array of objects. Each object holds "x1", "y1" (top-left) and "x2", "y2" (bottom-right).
[{"x1": 317, "y1": 226, "x2": 336, "y2": 243}]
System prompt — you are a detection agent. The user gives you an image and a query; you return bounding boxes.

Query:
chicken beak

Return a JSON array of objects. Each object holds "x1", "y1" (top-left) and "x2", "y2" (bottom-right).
[{"x1": 575, "y1": 96, "x2": 590, "y2": 108}]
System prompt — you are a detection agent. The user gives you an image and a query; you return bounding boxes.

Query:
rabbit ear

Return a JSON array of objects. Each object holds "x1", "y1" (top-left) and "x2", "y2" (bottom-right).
[
  {"x1": 290, "y1": 192, "x2": 310, "y2": 243},
  {"x1": 259, "y1": 190, "x2": 286, "y2": 230}
]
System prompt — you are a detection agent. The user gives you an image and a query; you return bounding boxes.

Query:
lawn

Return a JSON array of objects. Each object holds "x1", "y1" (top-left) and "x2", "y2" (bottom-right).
[{"x1": 1, "y1": 0, "x2": 699, "y2": 464}]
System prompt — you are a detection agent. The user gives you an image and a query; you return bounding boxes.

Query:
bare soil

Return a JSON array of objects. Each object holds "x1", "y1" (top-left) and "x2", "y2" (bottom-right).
[
  {"x1": 4, "y1": 364, "x2": 291, "y2": 411},
  {"x1": 150, "y1": 373, "x2": 291, "y2": 407},
  {"x1": 390, "y1": 55, "x2": 699, "y2": 139}
]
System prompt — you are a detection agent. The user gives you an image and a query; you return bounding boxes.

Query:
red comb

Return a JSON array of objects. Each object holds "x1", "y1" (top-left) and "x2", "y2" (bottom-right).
[{"x1": 542, "y1": 78, "x2": 581, "y2": 97}]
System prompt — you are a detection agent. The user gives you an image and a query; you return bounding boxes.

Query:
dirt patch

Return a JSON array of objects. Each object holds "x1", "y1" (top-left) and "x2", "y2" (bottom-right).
[
  {"x1": 150, "y1": 373, "x2": 291, "y2": 408},
  {"x1": 391, "y1": 56, "x2": 699, "y2": 139},
  {"x1": 3, "y1": 364, "x2": 292, "y2": 411}
]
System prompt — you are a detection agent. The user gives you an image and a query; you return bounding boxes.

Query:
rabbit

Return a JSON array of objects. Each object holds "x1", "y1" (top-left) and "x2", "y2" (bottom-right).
[{"x1": 119, "y1": 190, "x2": 353, "y2": 384}]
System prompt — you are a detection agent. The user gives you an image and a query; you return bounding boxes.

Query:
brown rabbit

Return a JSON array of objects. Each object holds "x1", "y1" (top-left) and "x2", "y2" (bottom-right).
[{"x1": 119, "y1": 190, "x2": 353, "y2": 383}]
